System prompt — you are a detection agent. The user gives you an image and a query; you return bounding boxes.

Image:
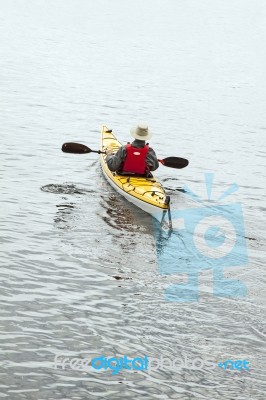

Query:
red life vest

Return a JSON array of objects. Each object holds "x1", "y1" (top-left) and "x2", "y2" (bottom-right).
[{"x1": 122, "y1": 144, "x2": 149, "y2": 174}]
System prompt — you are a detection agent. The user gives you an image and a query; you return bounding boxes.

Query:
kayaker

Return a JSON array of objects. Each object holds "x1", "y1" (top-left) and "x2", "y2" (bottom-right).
[{"x1": 105, "y1": 124, "x2": 159, "y2": 176}]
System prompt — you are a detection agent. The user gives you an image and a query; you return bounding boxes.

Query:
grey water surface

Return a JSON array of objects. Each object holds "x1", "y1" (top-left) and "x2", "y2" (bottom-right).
[{"x1": 1, "y1": 0, "x2": 266, "y2": 399}]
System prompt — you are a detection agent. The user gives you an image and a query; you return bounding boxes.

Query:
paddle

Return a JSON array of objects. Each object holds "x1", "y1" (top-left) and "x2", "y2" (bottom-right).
[
  {"x1": 61, "y1": 142, "x2": 105, "y2": 154},
  {"x1": 158, "y1": 157, "x2": 188, "y2": 169},
  {"x1": 61, "y1": 142, "x2": 189, "y2": 169}
]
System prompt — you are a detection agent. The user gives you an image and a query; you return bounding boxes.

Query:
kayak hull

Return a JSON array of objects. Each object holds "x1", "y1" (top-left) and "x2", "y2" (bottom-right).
[{"x1": 100, "y1": 126, "x2": 169, "y2": 222}]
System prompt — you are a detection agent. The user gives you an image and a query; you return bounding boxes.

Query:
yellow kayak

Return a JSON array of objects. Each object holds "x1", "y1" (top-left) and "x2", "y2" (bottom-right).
[{"x1": 100, "y1": 125, "x2": 170, "y2": 221}]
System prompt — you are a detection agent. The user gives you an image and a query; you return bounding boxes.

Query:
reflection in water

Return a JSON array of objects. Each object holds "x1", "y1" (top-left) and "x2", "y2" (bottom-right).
[
  {"x1": 152, "y1": 218, "x2": 174, "y2": 257},
  {"x1": 99, "y1": 193, "x2": 150, "y2": 235}
]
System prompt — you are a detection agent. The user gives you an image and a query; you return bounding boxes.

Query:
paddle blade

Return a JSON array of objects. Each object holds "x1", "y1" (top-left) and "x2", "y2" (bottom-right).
[
  {"x1": 61, "y1": 142, "x2": 91, "y2": 154},
  {"x1": 159, "y1": 157, "x2": 189, "y2": 169}
]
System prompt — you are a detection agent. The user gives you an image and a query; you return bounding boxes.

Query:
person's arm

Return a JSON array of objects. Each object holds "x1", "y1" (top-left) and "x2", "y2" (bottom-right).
[
  {"x1": 146, "y1": 148, "x2": 159, "y2": 171},
  {"x1": 106, "y1": 146, "x2": 126, "y2": 172}
]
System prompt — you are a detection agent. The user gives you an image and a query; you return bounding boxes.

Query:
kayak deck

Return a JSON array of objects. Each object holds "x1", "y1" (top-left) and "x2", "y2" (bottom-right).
[{"x1": 100, "y1": 126, "x2": 169, "y2": 218}]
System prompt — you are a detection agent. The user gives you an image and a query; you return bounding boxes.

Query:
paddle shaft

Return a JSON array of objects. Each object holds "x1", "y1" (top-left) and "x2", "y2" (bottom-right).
[{"x1": 91, "y1": 149, "x2": 105, "y2": 154}]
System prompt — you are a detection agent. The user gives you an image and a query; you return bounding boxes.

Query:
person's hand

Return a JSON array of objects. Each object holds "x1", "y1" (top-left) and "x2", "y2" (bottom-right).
[{"x1": 106, "y1": 147, "x2": 114, "y2": 155}]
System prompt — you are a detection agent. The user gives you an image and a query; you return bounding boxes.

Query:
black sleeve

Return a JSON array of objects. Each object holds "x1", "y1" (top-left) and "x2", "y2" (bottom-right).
[
  {"x1": 106, "y1": 146, "x2": 127, "y2": 172},
  {"x1": 146, "y1": 147, "x2": 159, "y2": 171}
]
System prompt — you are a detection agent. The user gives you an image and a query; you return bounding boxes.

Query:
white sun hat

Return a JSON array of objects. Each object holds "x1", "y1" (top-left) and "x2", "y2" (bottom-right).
[{"x1": 130, "y1": 124, "x2": 152, "y2": 140}]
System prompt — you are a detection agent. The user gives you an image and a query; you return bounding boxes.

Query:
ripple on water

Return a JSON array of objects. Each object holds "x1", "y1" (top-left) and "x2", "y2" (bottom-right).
[{"x1": 40, "y1": 183, "x2": 95, "y2": 195}]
